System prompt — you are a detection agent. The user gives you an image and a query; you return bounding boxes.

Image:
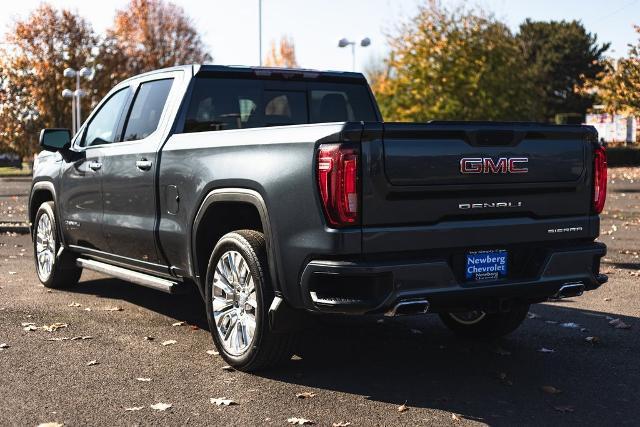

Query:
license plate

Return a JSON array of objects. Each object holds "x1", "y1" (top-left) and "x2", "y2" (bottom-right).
[{"x1": 466, "y1": 250, "x2": 508, "y2": 281}]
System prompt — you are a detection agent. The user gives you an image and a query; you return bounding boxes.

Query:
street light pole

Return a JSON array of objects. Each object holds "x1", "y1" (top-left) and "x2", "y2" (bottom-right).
[
  {"x1": 61, "y1": 89, "x2": 75, "y2": 135},
  {"x1": 63, "y1": 67, "x2": 92, "y2": 134},
  {"x1": 338, "y1": 37, "x2": 371, "y2": 71},
  {"x1": 258, "y1": 0, "x2": 263, "y2": 66}
]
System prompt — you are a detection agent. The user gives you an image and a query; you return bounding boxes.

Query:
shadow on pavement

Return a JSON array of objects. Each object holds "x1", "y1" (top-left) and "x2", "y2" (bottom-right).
[
  {"x1": 67, "y1": 277, "x2": 209, "y2": 330},
  {"x1": 66, "y1": 277, "x2": 638, "y2": 425}
]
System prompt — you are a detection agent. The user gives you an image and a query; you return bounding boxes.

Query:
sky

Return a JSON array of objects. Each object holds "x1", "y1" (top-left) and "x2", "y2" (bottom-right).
[{"x1": 0, "y1": 0, "x2": 638, "y2": 72}]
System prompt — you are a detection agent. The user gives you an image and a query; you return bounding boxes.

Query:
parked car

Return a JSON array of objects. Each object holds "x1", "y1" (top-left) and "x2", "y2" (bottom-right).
[
  {"x1": 30, "y1": 64, "x2": 608, "y2": 371},
  {"x1": 0, "y1": 151, "x2": 22, "y2": 169}
]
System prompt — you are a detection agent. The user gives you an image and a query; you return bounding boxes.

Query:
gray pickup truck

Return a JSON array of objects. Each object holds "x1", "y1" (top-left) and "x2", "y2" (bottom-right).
[{"x1": 31, "y1": 64, "x2": 608, "y2": 371}]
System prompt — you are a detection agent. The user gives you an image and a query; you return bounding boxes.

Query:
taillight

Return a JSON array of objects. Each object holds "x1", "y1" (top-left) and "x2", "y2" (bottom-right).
[
  {"x1": 593, "y1": 145, "x2": 607, "y2": 214},
  {"x1": 317, "y1": 143, "x2": 359, "y2": 227}
]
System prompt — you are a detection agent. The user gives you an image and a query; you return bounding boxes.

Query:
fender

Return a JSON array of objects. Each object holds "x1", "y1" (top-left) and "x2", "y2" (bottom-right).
[
  {"x1": 190, "y1": 188, "x2": 282, "y2": 295},
  {"x1": 29, "y1": 181, "x2": 57, "y2": 235}
]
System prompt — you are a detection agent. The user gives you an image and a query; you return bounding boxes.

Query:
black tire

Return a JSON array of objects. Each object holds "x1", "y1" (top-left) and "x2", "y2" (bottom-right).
[
  {"x1": 205, "y1": 230, "x2": 295, "y2": 371},
  {"x1": 439, "y1": 304, "x2": 530, "y2": 340},
  {"x1": 33, "y1": 201, "x2": 82, "y2": 289}
]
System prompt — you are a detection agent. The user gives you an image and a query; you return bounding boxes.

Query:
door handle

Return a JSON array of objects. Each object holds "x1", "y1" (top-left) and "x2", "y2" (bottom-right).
[
  {"x1": 136, "y1": 159, "x2": 152, "y2": 171},
  {"x1": 88, "y1": 161, "x2": 102, "y2": 171}
]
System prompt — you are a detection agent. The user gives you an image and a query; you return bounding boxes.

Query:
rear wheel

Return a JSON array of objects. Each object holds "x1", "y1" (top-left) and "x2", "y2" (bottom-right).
[
  {"x1": 205, "y1": 230, "x2": 295, "y2": 371},
  {"x1": 33, "y1": 202, "x2": 82, "y2": 288},
  {"x1": 439, "y1": 304, "x2": 529, "y2": 339}
]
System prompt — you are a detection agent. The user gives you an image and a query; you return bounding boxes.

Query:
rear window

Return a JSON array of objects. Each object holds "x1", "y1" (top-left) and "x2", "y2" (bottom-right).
[{"x1": 183, "y1": 78, "x2": 377, "y2": 133}]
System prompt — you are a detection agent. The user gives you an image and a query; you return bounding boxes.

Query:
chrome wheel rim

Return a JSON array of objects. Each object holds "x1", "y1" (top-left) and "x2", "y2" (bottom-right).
[
  {"x1": 35, "y1": 212, "x2": 55, "y2": 281},
  {"x1": 449, "y1": 310, "x2": 486, "y2": 325},
  {"x1": 212, "y1": 250, "x2": 258, "y2": 356}
]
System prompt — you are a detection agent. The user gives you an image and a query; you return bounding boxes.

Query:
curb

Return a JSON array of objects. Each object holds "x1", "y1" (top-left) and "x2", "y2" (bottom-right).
[{"x1": 0, "y1": 222, "x2": 30, "y2": 234}]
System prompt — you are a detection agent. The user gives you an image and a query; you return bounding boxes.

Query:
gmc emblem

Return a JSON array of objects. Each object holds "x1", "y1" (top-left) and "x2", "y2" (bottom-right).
[{"x1": 460, "y1": 157, "x2": 528, "y2": 174}]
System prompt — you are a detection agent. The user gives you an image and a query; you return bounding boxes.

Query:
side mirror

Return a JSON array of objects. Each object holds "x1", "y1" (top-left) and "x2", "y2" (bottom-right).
[{"x1": 39, "y1": 128, "x2": 71, "y2": 152}]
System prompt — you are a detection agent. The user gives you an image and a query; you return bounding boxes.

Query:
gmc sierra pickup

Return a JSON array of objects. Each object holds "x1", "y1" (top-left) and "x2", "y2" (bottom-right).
[{"x1": 31, "y1": 64, "x2": 608, "y2": 371}]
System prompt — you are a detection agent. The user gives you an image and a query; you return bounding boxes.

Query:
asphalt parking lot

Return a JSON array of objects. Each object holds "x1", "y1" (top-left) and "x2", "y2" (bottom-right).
[{"x1": 0, "y1": 170, "x2": 638, "y2": 426}]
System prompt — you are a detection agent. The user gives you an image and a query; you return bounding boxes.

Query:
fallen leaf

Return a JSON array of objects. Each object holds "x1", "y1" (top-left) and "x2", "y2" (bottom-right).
[
  {"x1": 68, "y1": 302, "x2": 81, "y2": 307},
  {"x1": 452, "y1": 413, "x2": 461, "y2": 421},
  {"x1": 125, "y1": 406, "x2": 144, "y2": 411},
  {"x1": 206, "y1": 349, "x2": 219, "y2": 355},
  {"x1": 609, "y1": 318, "x2": 631, "y2": 329},
  {"x1": 210, "y1": 397, "x2": 238, "y2": 406},
  {"x1": 585, "y1": 336, "x2": 600, "y2": 344},
  {"x1": 296, "y1": 392, "x2": 316, "y2": 399},
  {"x1": 603, "y1": 298, "x2": 612, "y2": 302},
  {"x1": 136, "y1": 377, "x2": 152, "y2": 382},
  {"x1": 144, "y1": 336, "x2": 154, "y2": 341},
  {"x1": 70, "y1": 336, "x2": 93, "y2": 341},
  {"x1": 560, "y1": 322, "x2": 580, "y2": 329},
  {"x1": 287, "y1": 417, "x2": 315, "y2": 425},
  {"x1": 538, "y1": 347, "x2": 555, "y2": 353},
  {"x1": 333, "y1": 422, "x2": 351, "y2": 427},
  {"x1": 86, "y1": 360, "x2": 98, "y2": 366},
  {"x1": 150, "y1": 403, "x2": 172, "y2": 411},
  {"x1": 8, "y1": 271, "x2": 16, "y2": 275},
  {"x1": 554, "y1": 405, "x2": 575, "y2": 413},
  {"x1": 23, "y1": 324, "x2": 38, "y2": 331},
  {"x1": 42, "y1": 323, "x2": 68, "y2": 332},
  {"x1": 36, "y1": 423, "x2": 63, "y2": 427},
  {"x1": 493, "y1": 346, "x2": 511, "y2": 356},
  {"x1": 46, "y1": 337, "x2": 69, "y2": 342},
  {"x1": 161, "y1": 340, "x2": 177, "y2": 346},
  {"x1": 0, "y1": 343, "x2": 9, "y2": 349},
  {"x1": 398, "y1": 403, "x2": 409, "y2": 412},
  {"x1": 103, "y1": 307, "x2": 123, "y2": 311},
  {"x1": 84, "y1": 308, "x2": 92, "y2": 311},
  {"x1": 21, "y1": 322, "x2": 35, "y2": 327},
  {"x1": 172, "y1": 321, "x2": 185, "y2": 327},
  {"x1": 541, "y1": 385, "x2": 562, "y2": 395},
  {"x1": 222, "y1": 365, "x2": 235, "y2": 371}
]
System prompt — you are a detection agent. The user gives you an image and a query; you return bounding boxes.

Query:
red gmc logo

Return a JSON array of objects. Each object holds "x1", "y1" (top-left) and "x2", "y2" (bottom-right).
[{"x1": 460, "y1": 157, "x2": 529, "y2": 174}]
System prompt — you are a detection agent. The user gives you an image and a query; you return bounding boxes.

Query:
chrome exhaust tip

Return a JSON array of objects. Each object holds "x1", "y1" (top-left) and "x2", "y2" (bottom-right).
[
  {"x1": 553, "y1": 282, "x2": 585, "y2": 299},
  {"x1": 385, "y1": 299, "x2": 430, "y2": 317}
]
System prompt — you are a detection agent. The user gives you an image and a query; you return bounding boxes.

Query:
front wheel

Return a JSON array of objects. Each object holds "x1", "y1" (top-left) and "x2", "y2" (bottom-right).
[
  {"x1": 33, "y1": 201, "x2": 82, "y2": 289},
  {"x1": 439, "y1": 304, "x2": 530, "y2": 339},
  {"x1": 205, "y1": 230, "x2": 295, "y2": 371}
]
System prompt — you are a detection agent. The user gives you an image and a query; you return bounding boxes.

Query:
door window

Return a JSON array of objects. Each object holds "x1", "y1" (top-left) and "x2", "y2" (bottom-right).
[
  {"x1": 122, "y1": 79, "x2": 174, "y2": 141},
  {"x1": 82, "y1": 89, "x2": 130, "y2": 147}
]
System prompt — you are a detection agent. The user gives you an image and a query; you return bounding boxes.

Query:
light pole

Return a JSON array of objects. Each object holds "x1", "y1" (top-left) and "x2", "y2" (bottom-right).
[
  {"x1": 338, "y1": 37, "x2": 371, "y2": 71},
  {"x1": 61, "y1": 89, "x2": 75, "y2": 135},
  {"x1": 258, "y1": 0, "x2": 263, "y2": 66},
  {"x1": 63, "y1": 67, "x2": 92, "y2": 134}
]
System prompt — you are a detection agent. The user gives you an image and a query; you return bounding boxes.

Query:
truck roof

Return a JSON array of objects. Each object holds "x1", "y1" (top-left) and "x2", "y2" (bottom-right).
[{"x1": 122, "y1": 64, "x2": 368, "y2": 83}]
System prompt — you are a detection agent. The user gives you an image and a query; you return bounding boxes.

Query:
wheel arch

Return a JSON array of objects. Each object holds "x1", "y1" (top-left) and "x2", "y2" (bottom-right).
[
  {"x1": 191, "y1": 188, "x2": 281, "y2": 297},
  {"x1": 29, "y1": 181, "x2": 57, "y2": 237}
]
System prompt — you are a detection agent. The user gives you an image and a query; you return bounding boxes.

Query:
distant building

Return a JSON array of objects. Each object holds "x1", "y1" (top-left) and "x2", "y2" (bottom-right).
[{"x1": 585, "y1": 112, "x2": 637, "y2": 144}]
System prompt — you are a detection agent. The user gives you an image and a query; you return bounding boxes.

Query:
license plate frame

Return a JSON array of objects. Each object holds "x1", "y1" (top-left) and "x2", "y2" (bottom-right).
[{"x1": 466, "y1": 249, "x2": 508, "y2": 281}]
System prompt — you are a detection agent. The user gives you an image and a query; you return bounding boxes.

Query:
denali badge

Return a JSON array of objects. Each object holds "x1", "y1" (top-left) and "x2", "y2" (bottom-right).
[
  {"x1": 459, "y1": 201, "x2": 523, "y2": 210},
  {"x1": 460, "y1": 157, "x2": 528, "y2": 174}
]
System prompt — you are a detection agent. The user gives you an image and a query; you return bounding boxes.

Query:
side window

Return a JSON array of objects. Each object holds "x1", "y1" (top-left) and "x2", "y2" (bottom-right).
[
  {"x1": 82, "y1": 89, "x2": 130, "y2": 147},
  {"x1": 122, "y1": 79, "x2": 173, "y2": 141}
]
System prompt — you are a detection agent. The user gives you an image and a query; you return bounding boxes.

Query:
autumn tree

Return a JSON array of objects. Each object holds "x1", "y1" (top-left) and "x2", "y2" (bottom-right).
[
  {"x1": 517, "y1": 19, "x2": 609, "y2": 122},
  {"x1": 593, "y1": 26, "x2": 640, "y2": 115},
  {"x1": 94, "y1": 0, "x2": 212, "y2": 96},
  {"x1": 264, "y1": 36, "x2": 299, "y2": 68},
  {"x1": 371, "y1": 1, "x2": 533, "y2": 122},
  {"x1": 0, "y1": 4, "x2": 97, "y2": 157}
]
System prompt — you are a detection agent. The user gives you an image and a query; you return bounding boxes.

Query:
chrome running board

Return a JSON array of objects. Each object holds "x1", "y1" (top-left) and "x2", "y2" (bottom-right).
[{"x1": 76, "y1": 258, "x2": 181, "y2": 294}]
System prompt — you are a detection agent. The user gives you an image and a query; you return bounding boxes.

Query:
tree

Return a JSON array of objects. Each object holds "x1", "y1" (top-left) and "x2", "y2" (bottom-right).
[
  {"x1": 94, "y1": 0, "x2": 212, "y2": 97},
  {"x1": 516, "y1": 19, "x2": 609, "y2": 122},
  {"x1": 593, "y1": 26, "x2": 640, "y2": 115},
  {"x1": 371, "y1": 1, "x2": 533, "y2": 122},
  {"x1": 0, "y1": 4, "x2": 97, "y2": 157},
  {"x1": 264, "y1": 36, "x2": 299, "y2": 68}
]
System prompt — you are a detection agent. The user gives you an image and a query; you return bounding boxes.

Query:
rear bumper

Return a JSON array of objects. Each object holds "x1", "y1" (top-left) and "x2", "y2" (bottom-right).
[{"x1": 299, "y1": 242, "x2": 607, "y2": 314}]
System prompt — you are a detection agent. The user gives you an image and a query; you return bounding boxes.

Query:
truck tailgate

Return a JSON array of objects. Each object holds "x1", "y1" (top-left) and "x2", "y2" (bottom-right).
[{"x1": 362, "y1": 122, "x2": 597, "y2": 229}]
